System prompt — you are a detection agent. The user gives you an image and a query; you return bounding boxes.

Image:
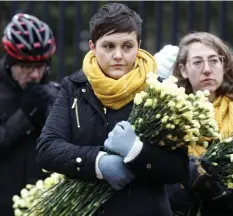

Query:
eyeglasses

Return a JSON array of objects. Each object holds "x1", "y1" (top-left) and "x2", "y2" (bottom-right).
[
  {"x1": 187, "y1": 55, "x2": 225, "y2": 71},
  {"x1": 18, "y1": 63, "x2": 46, "y2": 75},
  {"x1": 18, "y1": 63, "x2": 46, "y2": 70}
]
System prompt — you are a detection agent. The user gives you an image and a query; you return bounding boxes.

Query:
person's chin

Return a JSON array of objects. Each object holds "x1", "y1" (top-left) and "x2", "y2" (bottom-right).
[
  {"x1": 109, "y1": 70, "x2": 126, "y2": 80},
  {"x1": 201, "y1": 86, "x2": 218, "y2": 93}
]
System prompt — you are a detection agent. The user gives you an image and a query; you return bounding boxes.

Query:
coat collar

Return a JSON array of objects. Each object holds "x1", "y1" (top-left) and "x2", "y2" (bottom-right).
[{"x1": 67, "y1": 70, "x2": 87, "y2": 83}]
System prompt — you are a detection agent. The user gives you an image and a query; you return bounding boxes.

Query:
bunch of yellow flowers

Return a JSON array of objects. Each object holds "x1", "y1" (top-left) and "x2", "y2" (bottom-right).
[
  {"x1": 129, "y1": 73, "x2": 220, "y2": 150},
  {"x1": 203, "y1": 137, "x2": 233, "y2": 189},
  {"x1": 13, "y1": 172, "x2": 63, "y2": 216}
]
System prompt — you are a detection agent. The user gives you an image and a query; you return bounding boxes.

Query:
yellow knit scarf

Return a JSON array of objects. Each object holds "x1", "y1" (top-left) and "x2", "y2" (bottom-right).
[
  {"x1": 82, "y1": 49, "x2": 157, "y2": 110},
  {"x1": 188, "y1": 95, "x2": 233, "y2": 157}
]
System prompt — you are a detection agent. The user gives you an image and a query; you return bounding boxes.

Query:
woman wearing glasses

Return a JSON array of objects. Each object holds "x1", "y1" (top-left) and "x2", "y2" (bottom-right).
[{"x1": 163, "y1": 32, "x2": 233, "y2": 216}]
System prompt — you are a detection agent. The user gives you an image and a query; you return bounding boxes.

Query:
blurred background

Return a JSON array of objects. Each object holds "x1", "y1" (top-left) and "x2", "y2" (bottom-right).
[{"x1": 0, "y1": 1, "x2": 232, "y2": 82}]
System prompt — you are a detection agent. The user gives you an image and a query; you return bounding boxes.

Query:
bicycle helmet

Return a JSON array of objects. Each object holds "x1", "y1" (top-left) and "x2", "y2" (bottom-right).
[{"x1": 2, "y1": 13, "x2": 56, "y2": 61}]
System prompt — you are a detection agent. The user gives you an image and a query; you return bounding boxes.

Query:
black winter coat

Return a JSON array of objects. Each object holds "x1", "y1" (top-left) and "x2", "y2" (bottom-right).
[
  {"x1": 37, "y1": 71, "x2": 189, "y2": 216},
  {"x1": 167, "y1": 157, "x2": 233, "y2": 216},
  {"x1": 0, "y1": 64, "x2": 60, "y2": 216}
]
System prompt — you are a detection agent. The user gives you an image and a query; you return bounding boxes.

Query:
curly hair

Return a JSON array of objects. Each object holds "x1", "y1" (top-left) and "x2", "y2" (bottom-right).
[
  {"x1": 89, "y1": 3, "x2": 142, "y2": 44},
  {"x1": 173, "y1": 32, "x2": 233, "y2": 99}
]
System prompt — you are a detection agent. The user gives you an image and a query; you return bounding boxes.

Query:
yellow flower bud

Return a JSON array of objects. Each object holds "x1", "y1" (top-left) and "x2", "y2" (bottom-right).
[
  {"x1": 12, "y1": 195, "x2": 20, "y2": 202},
  {"x1": 152, "y1": 99, "x2": 158, "y2": 108},
  {"x1": 139, "y1": 91, "x2": 148, "y2": 98},
  {"x1": 161, "y1": 115, "x2": 169, "y2": 124},
  {"x1": 203, "y1": 142, "x2": 209, "y2": 148},
  {"x1": 170, "y1": 124, "x2": 175, "y2": 129},
  {"x1": 184, "y1": 134, "x2": 192, "y2": 141},
  {"x1": 134, "y1": 94, "x2": 143, "y2": 105},
  {"x1": 168, "y1": 101, "x2": 176, "y2": 108},
  {"x1": 144, "y1": 98, "x2": 153, "y2": 107},
  {"x1": 203, "y1": 90, "x2": 210, "y2": 97},
  {"x1": 20, "y1": 188, "x2": 29, "y2": 199},
  {"x1": 227, "y1": 182, "x2": 233, "y2": 189},
  {"x1": 159, "y1": 140, "x2": 165, "y2": 146},
  {"x1": 14, "y1": 209, "x2": 23, "y2": 216},
  {"x1": 225, "y1": 137, "x2": 233, "y2": 143}
]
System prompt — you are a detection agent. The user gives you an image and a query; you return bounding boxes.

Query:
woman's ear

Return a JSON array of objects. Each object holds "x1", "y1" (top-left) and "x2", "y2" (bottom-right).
[
  {"x1": 179, "y1": 64, "x2": 188, "y2": 79},
  {"x1": 89, "y1": 40, "x2": 95, "y2": 51},
  {"x1": 138, "y1": 40, "x2": 141, "y2": 49}
]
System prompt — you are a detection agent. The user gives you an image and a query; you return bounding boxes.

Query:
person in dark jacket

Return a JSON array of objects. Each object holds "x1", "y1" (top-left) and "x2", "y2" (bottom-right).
[
  {"x1": 0, "y1": 13, "x2": 60, "y2": 216},
  {"x1": 36, "y1": 3, "x2": 189, "y2": 216}
]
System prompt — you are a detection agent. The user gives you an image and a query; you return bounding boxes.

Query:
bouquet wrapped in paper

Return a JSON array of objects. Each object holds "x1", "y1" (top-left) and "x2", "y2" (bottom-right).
[{"x1": 18, "y1": 73, "x2": 220, "y2": 216}]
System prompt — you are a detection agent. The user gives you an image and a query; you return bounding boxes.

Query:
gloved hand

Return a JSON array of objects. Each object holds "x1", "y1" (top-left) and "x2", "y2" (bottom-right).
[
  {"x1": 19, "y1": 83, "x2": 52, "y2": 127},
  {"x1": 154, "y1": 45, "x2": 179, "y2": 79},
  {"x1": 98, "y1": 154, "x2": 135, "y2": 190},
  {"x1": 104, "y1": 121, "x2": 137, "y2": 158},
  {"x1": 225, "y1": 189, "x2": 233, "y2": 212},
  {"x1": 190, "y1": 156, "x2": 227, "y2": 200}
]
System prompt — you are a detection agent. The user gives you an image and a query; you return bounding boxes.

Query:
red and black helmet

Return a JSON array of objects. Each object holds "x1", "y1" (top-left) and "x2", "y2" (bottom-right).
[{"x1": 2, "y1": 13, "x2": 56, "y2": 61}]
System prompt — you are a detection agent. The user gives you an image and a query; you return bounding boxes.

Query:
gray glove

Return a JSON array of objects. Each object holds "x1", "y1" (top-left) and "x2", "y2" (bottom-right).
[
  {"x1": 104, "y1": 121, "x2": 137, "y2": 158},
  {"x1": 98, "y1": 154, "x2": 135, "y2": 191}
]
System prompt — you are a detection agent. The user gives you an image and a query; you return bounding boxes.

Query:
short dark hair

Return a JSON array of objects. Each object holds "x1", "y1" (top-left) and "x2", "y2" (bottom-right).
[{"x1": 89, "y1": 3, "x2": 142, "y2": 44}]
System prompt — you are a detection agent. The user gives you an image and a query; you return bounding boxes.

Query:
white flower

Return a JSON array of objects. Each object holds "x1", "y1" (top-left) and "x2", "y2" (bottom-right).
[
  {"x1": 26, "y1": 184, "x2": 33, "y2": 189},
  {"x1": 44, "y1": 177, "x2": 56, "y2": 189},
  {"x1": 137, "y1": 118, "x2": 143, "y2": 124},
  {"x1": 144, "y1": 98, "x2": 153, "y2": 107},
  {"x1": 20, "y1": 188, "x2": 28, "y2": 198},
  {"x1": 139, "y1": 91, "x2": 147, "y2": 98},
  {"x1": 167, "y1": 75, "x2": 178, "y2": 83},
  {"x1": 12, "y1": 195, "x2": 20, "y2": 202},
  {"x1": 225, "y1": 137, "x2": 233, "y2": 143},
  {"x1": 50, "y1": 173, "x2": 63, "y2": 182},
  {"x1": 203, "y1": 90, "x2": 210, "y2": 96},
  {"x1": 146, "y1": 72, "x2": 156, "y2": 79},
  {"x1": 14, "y1": 209, "x2": 23, "y2": 216},
  {"x1": 18, "y1": 199, "x2": 26, "y2": 208},
  {"x1": 203, "y1": 142, "x2": 209, "y2": 148},
  {"x1": 196, "y1": 90, "x2": 204, "y2": 97},
  {"x1": 134, "y1": 93, "x2": 143, "y2": 105},
  {"x1": 146, "y1": 77, "x2": 157, "y2": 86},
  {"x1": 211, "y1": 152, "x2": 216, "y2": 156},
  {"x1": 35, "y1": 180, "x2": 44, "y2": 190},
  {"x1": 230, "y1": 154, "x2": 233, "y2": 162}
]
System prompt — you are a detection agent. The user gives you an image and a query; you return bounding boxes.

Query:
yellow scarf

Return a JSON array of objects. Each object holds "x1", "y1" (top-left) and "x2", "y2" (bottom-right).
[
  {"x1": 82, "y1": 49, "x2": 157, "y2": 110},
  {"x1": 188, "y1": 95, "x2": 233, "y2": 157},
  {"x1": 213, "y1": 96, "x2": 233, "y2": 139}
]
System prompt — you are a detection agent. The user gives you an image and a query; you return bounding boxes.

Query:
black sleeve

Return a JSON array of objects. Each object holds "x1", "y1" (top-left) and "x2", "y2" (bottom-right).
[
  {"x1": 0, "y1": 109, "x2": 34, "y2": 152},
  {"x1": 36, "y1": 78, "x2": 101, "y2": 180},
  {"x1": 127, "y1": 138, "x2": 189, "y2": 185}
]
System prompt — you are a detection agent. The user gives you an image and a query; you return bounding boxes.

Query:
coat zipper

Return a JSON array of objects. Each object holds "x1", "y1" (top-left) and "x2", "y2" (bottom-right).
[{"x1": 72, "y1": 97, "x2": 80, "y2": 128}]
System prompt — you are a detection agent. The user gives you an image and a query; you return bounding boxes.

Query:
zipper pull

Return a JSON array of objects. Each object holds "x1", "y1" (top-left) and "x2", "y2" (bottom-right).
[
  {"x1": 103, "y1": 107, "x2": 107, "y2": 114},
  {"x1": 72, "y1": 98, "x2": 77, "y2": 109}
]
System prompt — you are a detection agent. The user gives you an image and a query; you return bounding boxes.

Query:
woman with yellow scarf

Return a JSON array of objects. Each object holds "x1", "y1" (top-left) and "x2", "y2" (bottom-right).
[
  {"x1": 36, "y1": 3, "x2": 188, "y2": 216},
  {"x1": 163, "y1": 32, "x2": 233, "y2": 216}
]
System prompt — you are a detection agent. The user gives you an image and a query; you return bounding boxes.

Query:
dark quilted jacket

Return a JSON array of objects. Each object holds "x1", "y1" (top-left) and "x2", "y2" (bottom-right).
[{"x1": 0, "y1": 62, "x2": 60, "y2": 216}]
